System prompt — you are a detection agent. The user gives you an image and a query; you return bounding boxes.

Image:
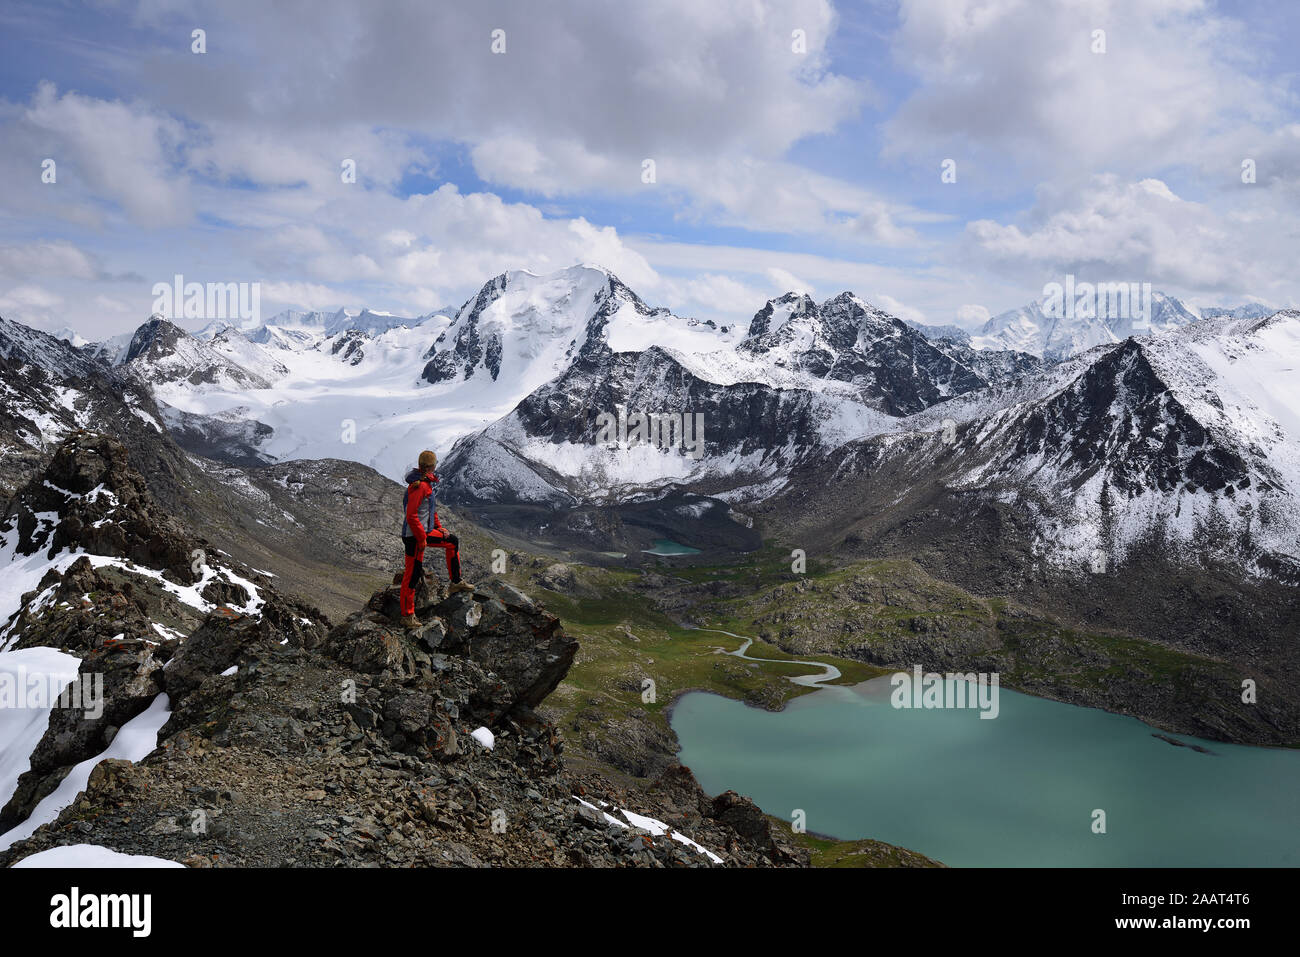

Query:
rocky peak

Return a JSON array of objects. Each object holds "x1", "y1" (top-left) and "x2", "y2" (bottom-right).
[
  {"x1": 930, "y1": 336, "x2": 1042, "y2": 385},
  {"x1": 2, "y1": 432, "x2": 196, "y2": 581},
  {"x1": 0, "y1": 314, "x2": 106, "y2": 382},
  {"x1": 738, "y1": 291, "x2": 987, "y2": 414},
  {"x1": 123, "y1": 317, "x2": 189, "y2": 365},
  {"x1": 817, "y1": 292, "x2": 906, "y2": 347},
  {"x1": 329, "y1": 328, "x2": 368, "y2": 366},
  {"x1": 741, "y1": 291, "x2": 818, "y2": 342},
  {"x1": 1008, "y1": 338, "x2": 1252, "y2": 496},
  {"x1": 421, "y1": 273, "x2": 510, "y2": 384}
]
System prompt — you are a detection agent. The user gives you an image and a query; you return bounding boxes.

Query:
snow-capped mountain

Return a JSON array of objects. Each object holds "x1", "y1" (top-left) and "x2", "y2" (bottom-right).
[
  {"x1": 82, "y1": 329, "x2": 137, "y2": 365},
  {"x1": 74, "y1": 265, "x2": 745, "y2": 482},
  {"x1": 51, "y1": 326, "x2": 88, "y2": 348},
  {"x1": 1200, "y1": 303, "x2": 1276, "y2": 321},
  {"x1": 423, "y1": 265, "x2": 737, "y2": 386},
  {"x1": 738, "y1": 292, "x2": 1014, "y2": 415},
  {"x1": 436, "y1": 279, "x2": 1297, "y2": 591},
  {"x1": 114, "y1": 317, "x2": 287, "y2": 390},
  {"x1": 197, "y1": 307, "x2": 422, "y2": 343},
  {"x1": 71, "y1": 308, "x2": 456, "y2": 478},
  {"x1": 771, "y1": 309, "x2": 1300, "y2": 580},
  {"x1": 439, "y1": 285, "x2": 1038, "y2": 508},
  {"x1": 928, "y1": 336, "x2": 1042, "y2": 385},
  {"x1": 440, "y1": 342, "x2": 893, "y2": 508},
  {"x1": 972, "y1": 291, "x2": 1201, "y2": 359},
  {"x1": 193, "y1": 318, "x2": 240, "y2": 341},
  {"x1": 2, "y1": 315, "x2": 108, "y2": 383},
  {"x1": 904, "y1": 319, "x2": 972, "y2": 343}
]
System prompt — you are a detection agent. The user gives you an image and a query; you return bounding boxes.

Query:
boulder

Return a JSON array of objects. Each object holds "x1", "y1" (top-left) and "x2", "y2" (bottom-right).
[
  {"x1": 536, "y1": 563, "x2": 577, "y2": 593},
  {"x1": 326, "y1": 583, "x2": 578, "y2": 723}
]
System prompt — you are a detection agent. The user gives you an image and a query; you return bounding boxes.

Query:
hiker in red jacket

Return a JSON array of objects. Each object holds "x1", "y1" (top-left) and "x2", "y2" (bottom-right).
[{"x1": 400, "y1": 450, "x2": 472, "y2": 628}]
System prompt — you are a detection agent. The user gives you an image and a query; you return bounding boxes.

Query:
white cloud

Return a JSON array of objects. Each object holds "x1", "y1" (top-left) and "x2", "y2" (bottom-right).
[
  {"x1": 111, "y1": 0, "x2": 905, "y2": 242},
  {"x1": 22, "y1": 83, "x2": 191, "y2": 225},
  {"x1": 1, "y1": 0, "x2": 1295, "y2": 338},
  {"x1": 237, "y1": 184, "x2": 660, "y2": 312},
  {"x1": 259, "y1": 281, "x2": 348, "y2": 313},
  {"x1": 661, "y1": 273, "x2": 769, "y2": 321},
  {"x1": 873, "y1": 294, "x2": 927, "y2": 325},
  {"x1": 188, "y1": 123, "x2": 426, "y2": 193},
  {"x1": 764, "y1": 267, "x2": 814, "y2": 297},
  {"x1": 0, "y1": 240, "x2": 100, "y2": 280},
  {"x1": 964, "y1": 174, "x2": 1297, "y2": 302},
  {"x1": 629, "y1": 235, "x2": 1003, "y2": 323},
  {"x1": 884, "y1": 0, "x2": 1275, "y2": 185},
  {"x1": 0, "y1": 283, "x2": 64, "y2": 326}
]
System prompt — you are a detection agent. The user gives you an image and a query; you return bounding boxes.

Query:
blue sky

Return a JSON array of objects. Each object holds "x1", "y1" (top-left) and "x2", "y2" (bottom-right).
[{"x1": 1, "y1": 0, "x2": 1297, "y2": 338}]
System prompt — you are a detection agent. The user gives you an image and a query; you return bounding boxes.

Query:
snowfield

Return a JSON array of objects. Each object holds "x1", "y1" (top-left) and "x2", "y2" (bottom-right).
[{"x1": 11, "y1": 843, "x2": 184, "y2": 867}]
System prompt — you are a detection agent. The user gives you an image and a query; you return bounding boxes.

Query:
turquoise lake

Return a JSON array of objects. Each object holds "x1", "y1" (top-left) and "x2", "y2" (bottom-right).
[
  {"x1": 643, "y1": 539, "x2": 702, "y2": 556},
  {"x1": 671, "y1": 676, "x2": 1300, "y2": 867}
]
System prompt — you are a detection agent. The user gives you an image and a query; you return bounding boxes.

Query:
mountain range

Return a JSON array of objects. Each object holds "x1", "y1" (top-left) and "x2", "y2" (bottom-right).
[
  {"x1": 19, "y1": 264, "x2": 1290, "y2": 585},
  {"x1": 969, "y1": 293, "x2": 1275, "y2": 359}
]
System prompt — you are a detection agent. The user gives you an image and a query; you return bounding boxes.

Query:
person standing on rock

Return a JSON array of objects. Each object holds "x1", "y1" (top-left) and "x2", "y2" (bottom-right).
[{"x1": 400, "y1": 450, "x2": 472, "y2": 629}]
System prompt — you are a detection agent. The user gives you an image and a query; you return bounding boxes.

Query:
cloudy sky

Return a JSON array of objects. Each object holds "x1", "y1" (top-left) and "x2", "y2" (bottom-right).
[{"x1": 1, "y1": 0, "x2": 1297, "y2": 338}]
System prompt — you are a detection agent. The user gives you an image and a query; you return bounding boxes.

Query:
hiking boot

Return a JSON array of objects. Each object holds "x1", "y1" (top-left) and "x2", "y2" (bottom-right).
[
  {"x1": 447, "y1": 580, "x2": 475, "y2": 594},
  {"x1": 399, "y1": 614, "x2": 421, "y2": 631}
]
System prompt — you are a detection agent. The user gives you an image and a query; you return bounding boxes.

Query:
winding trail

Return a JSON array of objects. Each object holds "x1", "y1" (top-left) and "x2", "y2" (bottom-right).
[{"x1": 694, "y1": 627, "x2": 842, "y2": 688}]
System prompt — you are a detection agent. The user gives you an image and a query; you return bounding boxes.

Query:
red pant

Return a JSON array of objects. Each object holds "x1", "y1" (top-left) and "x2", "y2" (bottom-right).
[{"x1": 400, "y1": 532, "x2": 462, "y2": 616}]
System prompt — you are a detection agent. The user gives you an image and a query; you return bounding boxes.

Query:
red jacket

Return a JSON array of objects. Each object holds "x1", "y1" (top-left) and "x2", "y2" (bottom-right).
[{"x1": 401, "y1": 469, "x2": 443, "y2": 543}]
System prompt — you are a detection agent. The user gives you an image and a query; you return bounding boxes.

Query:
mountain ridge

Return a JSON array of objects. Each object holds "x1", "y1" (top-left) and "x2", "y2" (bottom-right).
[{"x1": 0, "y1": 431, "x2": 842, "y2": 868}]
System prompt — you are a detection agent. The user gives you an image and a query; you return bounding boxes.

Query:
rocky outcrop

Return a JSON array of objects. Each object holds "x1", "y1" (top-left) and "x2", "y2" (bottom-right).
[
  {"x1": 3, "y1": 558, "x2": 153, "y2": 654},
  {"x1": 0, "y1": 435, "x2": 330, "y2": 839},
  {"x1": 3, "y1": 433, "x2": 197, "y2": 581},
  {"x1": 535, "y1": 562, "x2": 577, "y2": 593},
  {"x1": 324, "y1": 580, "x2": 577, "y2": 727},
  {"x1": 707, "y1": 789, "x2": 806, "y2": 865},
  {"x1": 2, "y1": 563, "x2": 815, "y2": 867}
]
